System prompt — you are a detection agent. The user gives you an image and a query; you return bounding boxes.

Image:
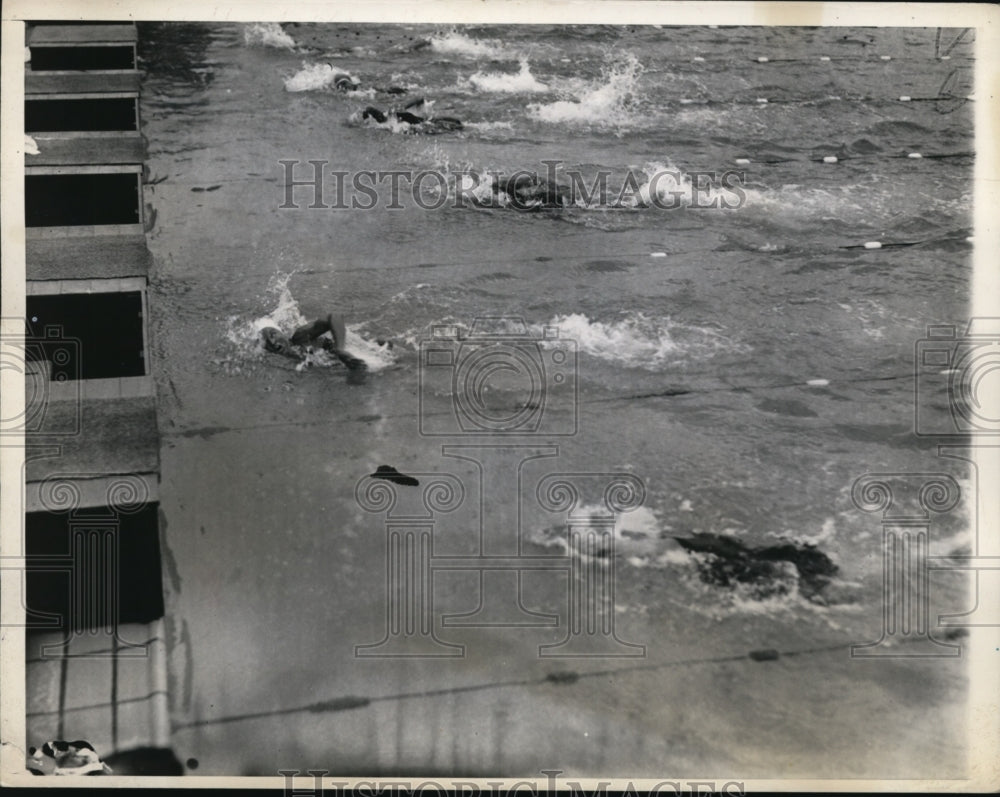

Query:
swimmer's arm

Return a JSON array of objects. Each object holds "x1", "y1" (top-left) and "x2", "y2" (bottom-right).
[{"x1": 328, "y1": 314, "x2": 347, "y2": 351}]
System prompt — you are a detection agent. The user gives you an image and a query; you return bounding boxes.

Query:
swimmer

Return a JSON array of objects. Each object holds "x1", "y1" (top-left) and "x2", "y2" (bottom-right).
[
  {"x1": 356, "y1": 102, "x2": 463, "y2": 132},
  {"x1": 290, "y1": 313, "x2": 345, "y2": 349},
  {"x1": 324, "y1": 66, "x2": 407, "y2": 95},
  {"x1": 491, "y1": 172, "x2": 572, "y2": 209},
  {"x1": 261, "y1": 326, "x2": 300, "y2": 359},
  {"x1": 324, "y1": 67, "x2": 361, "y2": 92},
  {"x1": 334, "y1": 74, "x2": 360, "y2": 91},
  {"x1": 264, "y1": 314, "x2": 367, "y2": 371}
]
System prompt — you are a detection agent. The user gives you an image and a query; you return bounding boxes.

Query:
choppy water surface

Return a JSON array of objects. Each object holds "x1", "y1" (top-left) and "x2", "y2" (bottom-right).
[{"x1": 139, "y1": 22, "x2": 973, "y2": 777}]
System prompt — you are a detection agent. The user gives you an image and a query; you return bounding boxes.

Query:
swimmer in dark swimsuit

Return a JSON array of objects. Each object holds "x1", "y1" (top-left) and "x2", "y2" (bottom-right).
[
  {"x1": 325, "y1": 66, "x2": 408, "y2": 95},
  {"x1": 263, "y1": 314, "x2": 367, "y2": 371},
  {"x1": 491, "y1": 172, "x2": 572, "y2": 209},
  {"x1": 333, "y1": 72, "x2": 361, "y2": 91},
  {"x1": 290, "y1": 313, "x2": 345, "y2": 348},
  {"x1": 357, "y1": 98, "x2": 463, "y2": 132}
]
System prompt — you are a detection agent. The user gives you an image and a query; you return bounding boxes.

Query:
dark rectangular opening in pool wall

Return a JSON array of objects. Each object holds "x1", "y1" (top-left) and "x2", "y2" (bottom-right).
[
  {"x1": 29, "y1": 45, "x2": 136, "y2": 71},
  {"x1": 25, "y1": 97, "x2": 138, "y2": 132},
  {"x1": 26, "y1": 291, "x2": 145, "y2": 380},
  {"x1": 25, "y1": 173, "x2": 139, "y2": 227},
  {"x1": 25, "y1": 502, "x2": 165, "y2": 632}
]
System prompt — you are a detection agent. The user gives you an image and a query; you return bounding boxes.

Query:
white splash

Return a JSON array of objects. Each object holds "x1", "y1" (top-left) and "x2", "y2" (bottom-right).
[
  {"x1": 462, "y1": 120, "x2": 515, "y2": 132},
  {"x1": 467, "y1": 60, "x2": 548, "y2": 93},
  {"x1": 527, "y1": 503, "x2": 664, "y2": 559},
  {"x1": 284, "y1": 62, "x2": 358, "y2": 93},
  {"x1": 428, "y1": 30, "x2": 507, "y2": 60},
  {"x1": 545, "y1": 312, "x2": 745, "y2": 370},
  {"x1": 243, "y1": 22, "x2": 296, "y2": 50},
  {"x1": 527, "y1": 53, "x2": 644, "y2": 127}
]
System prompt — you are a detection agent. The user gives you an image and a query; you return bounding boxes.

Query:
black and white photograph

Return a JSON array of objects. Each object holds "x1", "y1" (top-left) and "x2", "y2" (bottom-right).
[{"x1": 2, "y1": 0, "x2": 998, "y2": 790}]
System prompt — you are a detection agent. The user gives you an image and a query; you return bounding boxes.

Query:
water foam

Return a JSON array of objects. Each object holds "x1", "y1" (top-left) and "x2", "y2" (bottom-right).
[
  {"x1": 384, "y1": 312, "x2": 744, "y2": 369},
  {"x1": 738, "y1": 183, "x2": 880, "y2": 227},
  {"x1": 624, "y1": 161, "x2": 745, "y2": 211},
  {"x1": 243, "y1": 22, "x2": 297, "y2": 50},
  {"x1": 521, "y1": 492, "x2": 853, "y2": 621},
  {"x1": 428, "y1": 30, "x2": 507, "y2": 60},
  {"x1": 462, "y1": 120, "x2": 515, "y2": 133},
  {"x1": 527, "y1": 504, "x2": 663, "y2": 559},
  {"x1": 546, "y1": 312, "x2": 744, "y2": 370},
  {"x1": 836, "y1": 299, "x2": 889, "y2": 341},
  {"x1": 467, "y1": 60, "x2": 549, "y2": 94},
  {"x1": 632, "y1": 543, "x2": 854, "y2": 623},
  {"x1": 526, "y1": 507, "x2": 831, "y2": 619},
  {"x1": 375, "y1": 311, "x2": 745, "y2": 374},
  {"x1": 527, "y1": 53, "x2": 644, "y2": 128},
  {"x1": 284, "y1": 62, "x2": 358, "y2": 93}
]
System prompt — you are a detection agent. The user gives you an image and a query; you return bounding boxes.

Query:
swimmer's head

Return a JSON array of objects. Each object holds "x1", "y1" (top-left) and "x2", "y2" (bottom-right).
[{"x1": 334, "y1": 73, "x2": 361, "y2": 91}]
